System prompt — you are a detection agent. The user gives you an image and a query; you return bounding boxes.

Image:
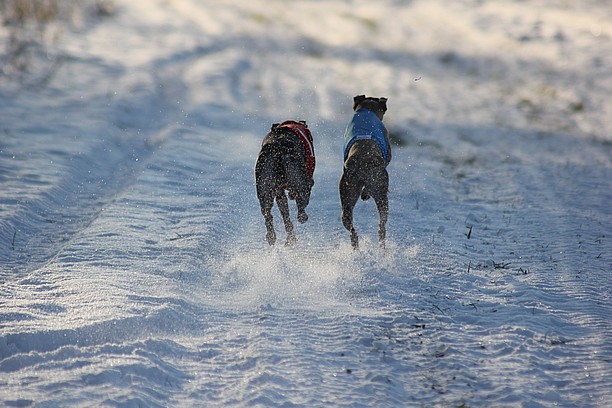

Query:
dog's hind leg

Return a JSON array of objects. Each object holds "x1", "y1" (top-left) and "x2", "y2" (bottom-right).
[
  {"x1": 372, "y1": 170, "x2": 389, "y2": 248},
  {"x1": 374, "y1": 193, "x2": 388, "y2": 248},
  {"x1": 259, "y1": 197, "x2": 276, "y2": 246},
  {"x1": 339, "y1": 171, "x2": 361, "y2": 249},
  {"x1": 256, "y1": 151, "x2": 279, "y2": 246},
  {"x1": 276, "y1": 190, "x2": 297, "y2": 246}
]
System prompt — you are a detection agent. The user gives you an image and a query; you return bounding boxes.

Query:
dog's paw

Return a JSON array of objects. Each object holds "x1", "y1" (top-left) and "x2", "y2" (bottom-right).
[
  {"x1": 285, "y1": 233, "x2": 297, "y2": 246},
  {"x1": 266, "y1": 231, "x2": 276, "y2": 246},
  {"x1": 297, "y1": 211, "x2": 308, "y2": 223}
]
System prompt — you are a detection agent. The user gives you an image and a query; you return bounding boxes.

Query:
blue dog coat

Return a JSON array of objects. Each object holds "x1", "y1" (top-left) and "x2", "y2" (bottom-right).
[{"x1": 343, "y1": 108, "x2": 389, "y2": 164}]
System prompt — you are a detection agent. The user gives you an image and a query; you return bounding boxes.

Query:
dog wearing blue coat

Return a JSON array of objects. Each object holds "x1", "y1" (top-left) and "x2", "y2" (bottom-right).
[{"x1": 339, "y1": 95, "x2": 391, "y2": 249}]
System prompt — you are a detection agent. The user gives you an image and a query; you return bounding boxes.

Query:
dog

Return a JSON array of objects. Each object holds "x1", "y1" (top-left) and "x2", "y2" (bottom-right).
[
  {"x1": 255, "y1": 120, "x2": 315, "y2": 246},
  {"x1": 339, "y1": 95, "x2": 391, "y2": 249}
]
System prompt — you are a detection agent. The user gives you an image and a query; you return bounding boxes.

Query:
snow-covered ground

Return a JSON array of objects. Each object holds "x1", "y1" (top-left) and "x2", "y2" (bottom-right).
[{"x1": 1, "y1": 0, "x2": 610, "y2": 406}]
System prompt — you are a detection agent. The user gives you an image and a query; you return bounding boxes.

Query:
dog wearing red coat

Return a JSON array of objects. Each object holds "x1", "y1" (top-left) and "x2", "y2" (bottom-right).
[{"x1": 255, "y1": 121, "x2": 315, "y2": 246}]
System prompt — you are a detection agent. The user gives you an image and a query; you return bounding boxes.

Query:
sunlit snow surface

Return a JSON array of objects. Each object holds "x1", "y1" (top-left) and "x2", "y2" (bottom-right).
[{"x1": 1, "y1": 1, "x2": 611, "y2": 406}]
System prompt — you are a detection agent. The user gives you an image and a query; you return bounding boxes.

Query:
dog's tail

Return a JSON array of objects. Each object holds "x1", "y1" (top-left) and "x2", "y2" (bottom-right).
[{"x1": 361, "y1": 187, "x2": 371, "y2": 201}]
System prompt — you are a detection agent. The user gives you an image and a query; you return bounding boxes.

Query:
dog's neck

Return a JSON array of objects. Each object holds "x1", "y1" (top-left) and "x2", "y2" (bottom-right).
[{"x1": 355, "y1": 106, "x2": 385, "y2": 121}]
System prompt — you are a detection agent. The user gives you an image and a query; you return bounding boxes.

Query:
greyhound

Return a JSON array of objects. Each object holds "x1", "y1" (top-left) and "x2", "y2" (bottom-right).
[
  {"x1": 255, "y1": 120, "x2": 315, "y2": 246},
  {"x1": 339, "y1": 95, "x2": 392, "y2": 249}
]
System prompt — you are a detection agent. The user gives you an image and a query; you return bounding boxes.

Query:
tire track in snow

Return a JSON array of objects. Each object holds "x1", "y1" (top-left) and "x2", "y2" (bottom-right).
[
  {"x1": 0, "y1": 123, "x2": 236, "y2": 406},
  {"x1": 0, "y1": 135, "x2": 153, "y2": 273},
  {"x1": 0, "y1": 42, "x2": 193, "y2": 277}
]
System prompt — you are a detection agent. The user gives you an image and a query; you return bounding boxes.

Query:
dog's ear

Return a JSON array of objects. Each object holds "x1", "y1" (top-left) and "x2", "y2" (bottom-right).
[
  {"x1": 379, "y1": 97, "x2": 388, "y2": 112},
  {"x1": 271, "y1": 123, "x2": 280, "y2": 131},
  {"x1": 353, "y1": 95, "x2": 366, "y2": 110}
]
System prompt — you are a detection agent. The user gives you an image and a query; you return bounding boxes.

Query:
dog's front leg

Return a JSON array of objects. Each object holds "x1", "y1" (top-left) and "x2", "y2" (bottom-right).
[
  {"x1": 296, "y1": 198, "x2": 309, "y2": 224},
  {"x1": 288, "y1": 188, "x2": 309, "y2": 224},
  {"x1": 297, "y1": 211, "x2": 308, "y2": 224},
  {"x1": 277, "y1": 191, "x2": 297, "y2": 246}
]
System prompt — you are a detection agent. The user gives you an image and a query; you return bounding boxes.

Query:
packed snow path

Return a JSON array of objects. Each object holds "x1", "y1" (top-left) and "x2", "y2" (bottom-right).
[{"x1": 1, "y1": 1, "x2": 610, "y2": 406}]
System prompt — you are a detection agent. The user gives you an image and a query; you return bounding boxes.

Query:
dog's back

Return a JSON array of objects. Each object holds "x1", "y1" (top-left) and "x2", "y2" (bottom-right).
[
  {"x1": 345, "y1": 139, "x2": 386, "y2": 171},
  {"x1": 256, "y1": 128, "x2": 304, "y2": 189},
  {"x1": 343, "y1": 139, "x2": 388, "y2": 200}
]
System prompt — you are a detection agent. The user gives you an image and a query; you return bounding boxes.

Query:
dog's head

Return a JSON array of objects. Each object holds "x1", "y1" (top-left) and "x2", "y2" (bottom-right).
[
  {"x1": 271, "y1": 120, "x2": 307, "y2": 132},
  {"x1": 353, "y1": 95, "x2": 388, "y2": 120}
]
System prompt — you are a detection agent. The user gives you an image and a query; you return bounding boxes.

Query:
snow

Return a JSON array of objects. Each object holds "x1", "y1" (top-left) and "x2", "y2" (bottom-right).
[{"x1": 1, "y1": 0, "x2": 611, "y2": 406}]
